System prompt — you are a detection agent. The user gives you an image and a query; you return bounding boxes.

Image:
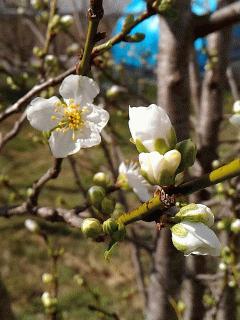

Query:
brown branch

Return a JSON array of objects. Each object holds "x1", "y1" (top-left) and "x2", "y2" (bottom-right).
[
  {"x1": 0, "y1": 112, "x2": 26, "y2": 152},
  {"x1": 0, "y1": 66, "x2": 75, "y2": 123},
  {"x1": 194, "y1": 2, "x2": 240, "y2": 39},
  {"x1": 27, "y1": 158, "x2": 63, "y2": 208}
]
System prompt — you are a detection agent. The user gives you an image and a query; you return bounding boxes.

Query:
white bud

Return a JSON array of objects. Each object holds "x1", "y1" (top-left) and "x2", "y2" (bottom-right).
[
  {"x1": 139, "y1": 150, "x2": 181, "y2": 185},
  {"x1": 129, "y1": 104, "x2": 176, "y2": 153},
  {"x1": 233, "y1": 100, "x2": 240, "y2": 113},
  {"x1": 42, "y1": 273, "x2": 53, "y2": 284},
  {"x1": 24, "y1": 219, "x2": 39, "y2": 233},
  {"x1": 171, "y1": 221, "x2": 221, "y2": 256},
  {"x1": 60, "y1": 15, "x2": 74, "y2": 27},
  {"x1": 218, "y1": 262, "x2": 227, "y2": 271},
  {"x1": 81, "y1": 218, "x2": 102, "y2": 239},
  {"x1": 230, "y1": 219, "x2": 240, "y2": 233},
  {"x1": 175, "y1": 203, "x2": 214, "y2": 227}
]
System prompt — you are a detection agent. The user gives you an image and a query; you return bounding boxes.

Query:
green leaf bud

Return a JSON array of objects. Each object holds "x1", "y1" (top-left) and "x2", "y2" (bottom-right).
[
  {"x1": 176, "y1": 139, "x2": 197, "y2": 172},
  {"x1": 124, "y1": 33, "x2": 145, "y2": 43},
  {"x1": 42, "y1": 273, "x2": 54, "y2": 284}
]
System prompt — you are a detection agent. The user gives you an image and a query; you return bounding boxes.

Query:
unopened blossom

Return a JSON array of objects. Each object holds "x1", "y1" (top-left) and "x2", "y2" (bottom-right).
[
  {"x1": 24, "y1": 219, "x2": 39, "y2": 233},
  {"x1": 171, "y1": 221, "x2": 221, "y2": 256},
  {"x1": 175, "y1": 203, "x2": 214, "y2": 227},
  {"x1": 139, "y1": 150, "x2": 181, "y2": 185},
  {"x1": 230, "y1": 219, "x2": 240, "y2": 233},
  {"x1": 129, "y1": 104, "x2": 176, "y2": 153},
  {"x1": 118, "y1": 161, "x2": 151, "y2": 202},
  {"x1": 27, "y1": 75, "x2": 109, "y2": 158},
  {"x1": 233, "y1": 100, "x2": 240, "y2": 113}
]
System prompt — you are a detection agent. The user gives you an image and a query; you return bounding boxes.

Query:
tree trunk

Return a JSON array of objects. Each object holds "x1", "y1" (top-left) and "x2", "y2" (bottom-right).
[{"x1": 146, "y1": 2, "x2": 192, "y2": 319}]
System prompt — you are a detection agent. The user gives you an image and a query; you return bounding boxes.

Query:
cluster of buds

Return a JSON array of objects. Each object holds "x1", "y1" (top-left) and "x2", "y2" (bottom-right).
[
  {"x1": 128, "y1": 104, "x2": 196, "y2": 187},
  {"x1": 170, "y1": 204, "x2": 221, "y2": 256},
  {"x1": 81, "y1": 173, "x2": 126, "y2": 252}
]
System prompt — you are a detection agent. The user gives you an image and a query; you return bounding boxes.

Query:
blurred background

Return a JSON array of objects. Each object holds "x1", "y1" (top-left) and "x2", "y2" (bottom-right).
[{"x1": 0, "y1": 0, "x2": 240, "y2": 319}]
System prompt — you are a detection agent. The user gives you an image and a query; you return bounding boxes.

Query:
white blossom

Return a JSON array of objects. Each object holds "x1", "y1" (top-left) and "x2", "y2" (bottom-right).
[
  {"x1": 27, "y1": 75, "x2": 109, "y2": 158},
  {"x1": 128, "y1": 104, "x2": 176, "y2": 153},
  {"x1": 118, "y1": 162, "x2": 151, "y2": 202},
  {"x1": 175, "y1": 203, "x2": 214, "y2": 227},
  {"x1": 171, "y1": 221, "x2": 221, "y2": 256},
  {"x1": 139, "y1": 150, "x2": 181, "y2": 185}
]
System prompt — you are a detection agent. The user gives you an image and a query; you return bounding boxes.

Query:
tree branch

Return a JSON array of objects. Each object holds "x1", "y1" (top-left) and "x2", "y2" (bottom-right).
[{"x1": 194, "y1": 2, "x2": 240, "y2": 39}]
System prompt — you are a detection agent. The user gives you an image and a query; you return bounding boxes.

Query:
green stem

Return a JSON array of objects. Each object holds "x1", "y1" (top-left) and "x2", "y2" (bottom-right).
[
  {"x1": 117, "y1": 158, "x2": 240, "y2": 225},
  {"x1": 77, "y1": 1, "x2": 103, "y2": 75}
]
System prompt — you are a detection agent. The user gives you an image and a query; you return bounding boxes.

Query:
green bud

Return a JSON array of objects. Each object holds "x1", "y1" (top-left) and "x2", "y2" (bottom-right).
[
  {"x1": 49, "y1": 14, "x2": 61, "y2": 30},
  {"x1": 212, "y1": 159, "x2": 220, "y2": 169},
  {"x1": 124, "y1": 33, "x2": 145, "y2": 43},
  {"x1": 122, "y1": 14, "x2": 135, "y2": 32},
  {"x1": 216, "y1": 220, "x2": 226, "y2": 230},
  {"x1": 101, "y1": 197, "x2": 116, "y2": 215},
  {"x1": 103, "y1": 218, "x2": 118, "y2": 235},
  {"x1": 33, "y1": 46, "x2": 44, "y2": 58},
  {"x1": 176, "y1": 139, "x2": 197, "y2": 172},
  {"x1": 93, "y1": 172, "x2": 111, "y2": 188},
  {"x1": 81, "y1": 218, "x2": 102, "y2": 239},
  {"x1": 42, "y1": 273, "x2": 53, "y2": 284},
  {"x1": 60, "y1": 15, "x2": 74, "y2": 28},
  {"x1": 88, "y1": 186, "x2": 106, "y2": 209},
  {"x1": 216, "y1": 183, "x2": 224, "y2": 193},
  {"x1": 31, "y1": 0, "x2": 44, "y2": 10}
]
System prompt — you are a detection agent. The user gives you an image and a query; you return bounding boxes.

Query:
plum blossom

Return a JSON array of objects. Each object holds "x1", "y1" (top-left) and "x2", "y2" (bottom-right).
[
  {"x1": 27, "y1": 75, "x2": 109, "y2": 158},
  {"x1": 129, "y1": 104, "x2": 176, "y2": 153},
  {"x1": 139, "y1": 150, "x2": 181, "y2": 185},
  {"x1": 118, "y1": 161, "x2": 151, "y2": 202},
  {"x1": 171, "y1": 221, "x2": 221, "y2": 256}
]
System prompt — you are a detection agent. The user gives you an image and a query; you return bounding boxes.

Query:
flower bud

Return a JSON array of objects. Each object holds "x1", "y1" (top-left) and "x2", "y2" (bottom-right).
[
  {"x1": 218, "y1": 262, "x2": 227, "y2": 271},
  {"x1": 216, "y1": 220, "x2": 226, "y2": 230},
  {"x1": 175, "y1": 203, "x2": 214, "y2": 227},
  {"x1": 101, "y1": 197, "x2": 116, "y2": 215},
  {"x1": 42, "y1": 273, "x2": 53, "y2": 284},
  {"x1": 102, "y1": 218, "x2": 118, "y2": 235},
  {"x1": 60, "y1": 15, "x2": 74, "y2": 28},
  {"x1": 93, "y1": 172, "x2": 111, "y2": 188},
  {"x1": 230, "y1": 219, "x2": 240, "y2": 233},
  {"x1": 171, "y1": 221, "x2": 221, "y2": 256},
  {"x1": 24, "y1": 219, "x2": 39, "y2": 233},
  {"x1": 87, "y1": 186, "x2": 106, "y2": 209},
  {"x1": 175, "y1": 139, "x2": 196, "y2": 172},
  {"x1": 81, "y1": 218, "x2": 102, "y2": 239},
  {"x1": 233, "y1": 100, "x2": 240, "y2": 113},
  {"x1": 106, "y1": 85, "x2": 126, "y2": 101},
  {"x1": 139, "y1": 150, "x2": 181, "y2": 185},
  {"x1": 229, "y1": 114, "x2": 240, "y2": 127},
  {"x1": 41, "y1": 292, "x2": 57, "y2": 308}
]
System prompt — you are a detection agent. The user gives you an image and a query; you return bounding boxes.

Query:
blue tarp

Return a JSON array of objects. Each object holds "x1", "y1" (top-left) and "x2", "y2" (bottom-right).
[{"x1": 112, "y1": 0, "x2": 240, "y2": 71}]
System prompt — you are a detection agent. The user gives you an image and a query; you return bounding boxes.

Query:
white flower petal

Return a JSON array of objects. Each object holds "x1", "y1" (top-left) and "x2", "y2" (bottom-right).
[
  {"x1": 172, "y1": 221, "x2": 221, "y2": 256},
  {"x1": 49, "y1": 130, "x2": 81, "y2": 158},
  {"x1": 139, "y1": 152, "x2": 164, "y2": 184},
  {"x1": 76, "y1": 124, "x2": 101, "y2": 148},
  {"x1": 129, "y1": 104, "x2": 173, "y2": 152},
  {"x1": 85, "y1": 104, "x2": 109, "y2": 132},
  {"x1": 163, "y1": 149, "x2": 181, "y2": 175},
  {"x1": 59, "y1": 75, "x2": 99, "y2": 106},
  {"x1": 27, "y1": 96, "x2": 61, "y2": 131}
]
